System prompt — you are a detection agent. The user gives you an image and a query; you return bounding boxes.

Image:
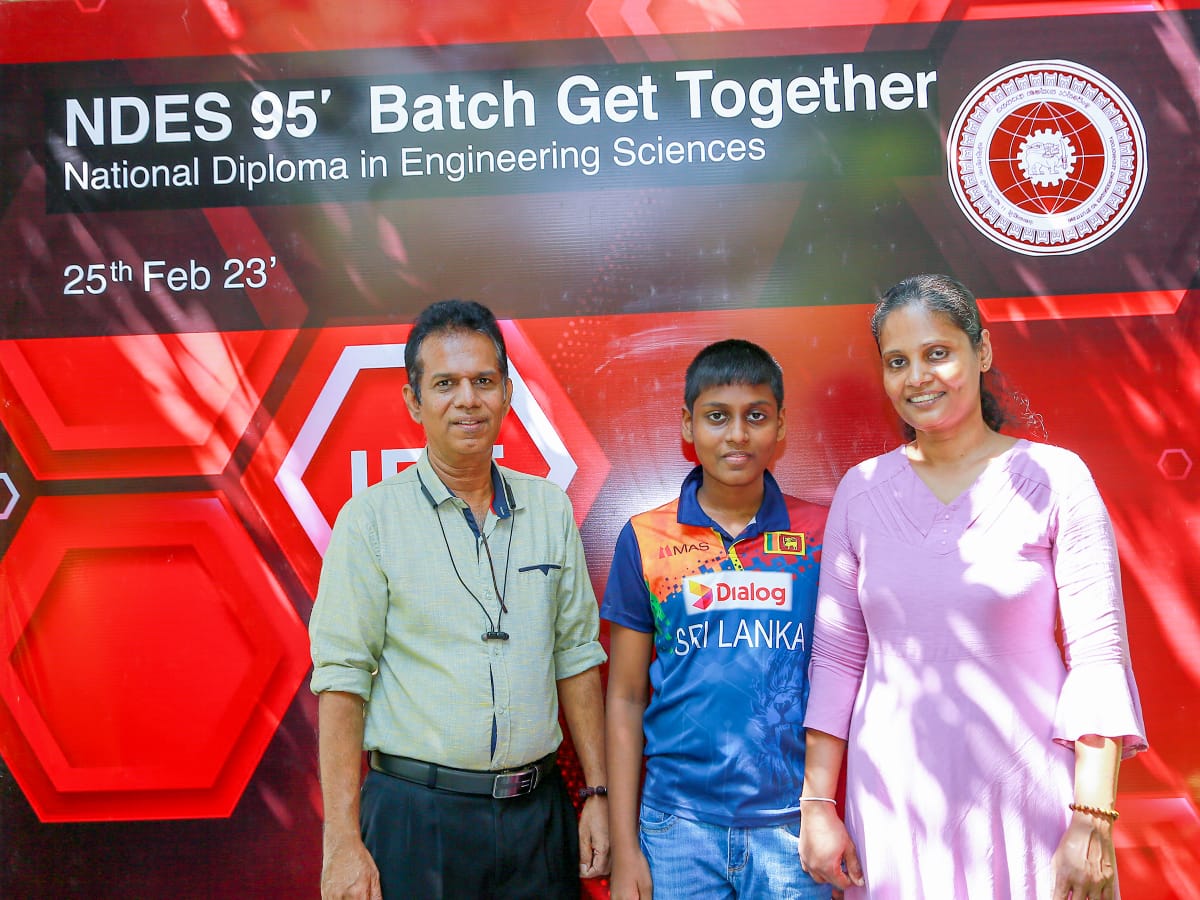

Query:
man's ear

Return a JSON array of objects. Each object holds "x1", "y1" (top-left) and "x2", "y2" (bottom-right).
[
  {"x1": 402, "y1": 382, "x2": 422, "y2": 423},
  {"x1": 681, "y1": 405, "x2": 694, "y2": 445}
]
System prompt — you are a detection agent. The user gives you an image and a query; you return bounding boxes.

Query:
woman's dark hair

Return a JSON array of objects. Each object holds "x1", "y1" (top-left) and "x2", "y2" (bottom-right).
[
  {"x1": 405, "y1": 299, "x2": 508, "y2": 400},
  {"x1": 684, "y1": 339, "x2": 784, "y2": 411},
  {"x1": 871, "y1": 274, "x2": 1008, "y2": 437}
]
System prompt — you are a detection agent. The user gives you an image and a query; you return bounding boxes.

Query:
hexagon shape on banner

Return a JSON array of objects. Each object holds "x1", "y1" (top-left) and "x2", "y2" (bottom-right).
[
  {"x1": 0, "y1": 472, "x2": 18, "y2": 519},
  {"x1": 0, "y1": 331, "x2": 295, "y2": 480},
  {"x1": 0, "y1": 492, "x2": 310, "y2": 822},
  {"x1": 1157, "y1": 449, "x2": 1193, "y2": 481},
  {"x1": 242, "y1": 321, "x2": 609, "y2": 595}
]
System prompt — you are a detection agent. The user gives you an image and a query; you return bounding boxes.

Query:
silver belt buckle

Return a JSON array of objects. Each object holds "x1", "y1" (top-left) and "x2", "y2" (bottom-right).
[{"x1": 492, "y1": 764, "x2": 539, "y2": 799}]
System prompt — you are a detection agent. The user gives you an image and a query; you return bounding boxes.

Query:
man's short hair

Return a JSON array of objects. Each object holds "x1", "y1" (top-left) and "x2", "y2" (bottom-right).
[
  {"x1": 405, "y1": 300, "x2": 509, "y2": 400},
  {"x1": 684, "y1": 339, "x2": 784, "y2": 410}
]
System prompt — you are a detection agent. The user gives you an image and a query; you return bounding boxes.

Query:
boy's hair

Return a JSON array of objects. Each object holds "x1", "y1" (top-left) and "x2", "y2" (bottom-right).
[
  {"x1": 684, "y1": 339, "x2": 784, "y2": 411},
  {"x1": 405, "y1": 299, "x2": 508, "y2": 401}
]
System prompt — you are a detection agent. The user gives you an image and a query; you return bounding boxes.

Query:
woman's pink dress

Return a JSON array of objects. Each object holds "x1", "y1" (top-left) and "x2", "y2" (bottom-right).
[{"x1": 804, "y1": 440, "x2": 1146, "y2": 899}]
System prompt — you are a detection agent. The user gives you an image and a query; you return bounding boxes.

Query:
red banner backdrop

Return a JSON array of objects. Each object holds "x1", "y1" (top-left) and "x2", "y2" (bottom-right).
[{"x1": 2, "y1": 1, "x2": 1198, "y2": 897}]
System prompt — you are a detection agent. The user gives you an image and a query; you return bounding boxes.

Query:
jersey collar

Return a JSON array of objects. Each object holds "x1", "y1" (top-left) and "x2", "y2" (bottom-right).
[{"x1": 676, "y1": 465, "x2": 789, "y2": 535}]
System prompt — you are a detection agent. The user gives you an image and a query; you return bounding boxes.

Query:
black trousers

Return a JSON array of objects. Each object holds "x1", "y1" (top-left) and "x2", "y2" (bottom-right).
[{"x1": 360, "y1": 765, "x2": 581, "y2": 900}]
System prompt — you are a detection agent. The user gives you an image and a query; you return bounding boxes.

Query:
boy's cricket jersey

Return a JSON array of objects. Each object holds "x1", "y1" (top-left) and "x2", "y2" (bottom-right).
[{"x1": 602, "y1": 468, "x2": 827, "y2": 827}]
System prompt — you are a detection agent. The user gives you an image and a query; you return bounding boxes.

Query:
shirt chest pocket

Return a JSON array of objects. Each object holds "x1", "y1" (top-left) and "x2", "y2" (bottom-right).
[{"x1": 512, "y1": 561, "x2": 564, "y2": 609}]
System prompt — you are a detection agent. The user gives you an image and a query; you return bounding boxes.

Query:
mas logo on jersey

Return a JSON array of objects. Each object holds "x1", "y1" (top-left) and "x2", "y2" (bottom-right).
[
  {"x1": 658, "y1": 540, "x2": 711, "y2": 559},
  {"x1": 764, "y1": 531, "x2": 807, "y2": 556},
  {"x1": 684, "y1": 570, "x2": 792, "y2": 614},
  {"x1": 947, "y1": 60, "x2": 1146, "y2": 256}
]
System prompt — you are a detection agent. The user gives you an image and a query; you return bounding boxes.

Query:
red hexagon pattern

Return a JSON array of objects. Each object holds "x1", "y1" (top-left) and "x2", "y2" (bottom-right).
[
  {"x1": 0, "y1": 330, "x2": 295, "y2": 480},
  {"x1": 0, "y1": 492, "x2": 309, "y2": 821}
]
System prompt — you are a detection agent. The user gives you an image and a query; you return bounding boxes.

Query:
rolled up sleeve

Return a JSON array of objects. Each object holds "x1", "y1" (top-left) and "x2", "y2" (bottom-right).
[
  {"x1": 309, "y1": 498, "x2": 389, "y2": 700},
  {"x1": 552, "y1": 500, "x2": 606, "y2": 680}
]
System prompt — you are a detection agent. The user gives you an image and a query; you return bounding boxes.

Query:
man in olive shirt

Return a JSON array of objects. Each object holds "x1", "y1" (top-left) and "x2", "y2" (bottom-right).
[{"x1": 310, "y1": 300, "x2": 609, "y2": 899}]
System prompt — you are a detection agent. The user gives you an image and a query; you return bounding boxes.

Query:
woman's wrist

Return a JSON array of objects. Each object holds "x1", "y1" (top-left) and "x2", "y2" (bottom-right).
[
  {"x1": 799, "y1": 798, "x2": 841, "y2": 818},
  {"x1": 1069, "y1": 802, "x2": 1118, "y2": 826},
  {"x1": 610, "y1": 835, "x2": 645, "y2": 859}
]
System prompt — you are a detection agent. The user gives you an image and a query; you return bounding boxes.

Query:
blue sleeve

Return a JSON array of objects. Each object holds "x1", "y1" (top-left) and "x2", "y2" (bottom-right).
[{"x1": 600, "y1": 519, "x2": 654, "y2": 633}]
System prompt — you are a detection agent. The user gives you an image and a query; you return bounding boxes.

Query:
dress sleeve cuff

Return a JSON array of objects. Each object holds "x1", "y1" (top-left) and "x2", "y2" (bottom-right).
[
  {"x1": 802, "y1": 670, "x2": 859, "y2": 740},
  {"x1": 1052, "y1": 661, "x2": 1148, "y2": 759}
]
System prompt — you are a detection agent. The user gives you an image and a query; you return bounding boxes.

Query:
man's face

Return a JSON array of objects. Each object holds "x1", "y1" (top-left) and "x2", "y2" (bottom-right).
[{"x1": 403, "y1": 329, "x2": 511, "y2": 468}]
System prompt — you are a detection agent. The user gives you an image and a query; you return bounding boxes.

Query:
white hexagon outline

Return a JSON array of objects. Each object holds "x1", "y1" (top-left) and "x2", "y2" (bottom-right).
[
  {"x1": 0, "y1": 473, "x2": 18, "y2": 519},
  {"x1": 274, "y1": 341, "x2": 577, "y2": 555},
  {"x1": 1157, "y1": 448, "x2": 1193, "y2": 481}
]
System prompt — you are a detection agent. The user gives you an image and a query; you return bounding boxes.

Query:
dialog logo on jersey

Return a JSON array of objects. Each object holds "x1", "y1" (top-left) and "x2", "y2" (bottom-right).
[
  {"x1": 947, "y1": 60, "x2": 1147, "y2": 256},
  {"x1": 684, "y1": 570, "x2": 792, "y2": 614}
]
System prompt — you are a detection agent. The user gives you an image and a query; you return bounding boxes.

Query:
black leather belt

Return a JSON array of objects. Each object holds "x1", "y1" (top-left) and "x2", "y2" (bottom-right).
[{"x1": 369, "y1": 750, "x2": 556, "y2": 799}]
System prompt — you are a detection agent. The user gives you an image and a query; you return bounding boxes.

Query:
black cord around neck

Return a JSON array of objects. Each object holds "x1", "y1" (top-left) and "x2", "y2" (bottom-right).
[{"x1": 423, "y1": 470, "x2": 515, "y2": 641}]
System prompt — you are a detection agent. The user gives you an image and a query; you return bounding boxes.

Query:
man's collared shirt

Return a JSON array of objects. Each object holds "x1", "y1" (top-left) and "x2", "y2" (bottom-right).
[{"x1": 310, "y1": 449, "x2": 605, "y2": 771}]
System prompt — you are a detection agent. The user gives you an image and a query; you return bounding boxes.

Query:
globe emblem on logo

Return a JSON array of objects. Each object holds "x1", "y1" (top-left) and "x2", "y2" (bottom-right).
[{"x1": 947, "y1": 60, "x2": 1147, "y2": 255}]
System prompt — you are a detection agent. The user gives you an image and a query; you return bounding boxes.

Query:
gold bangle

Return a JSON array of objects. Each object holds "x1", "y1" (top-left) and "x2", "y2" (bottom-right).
[{"x1": 1069, "y1": 802, "x2": 1119, "y2": 822}]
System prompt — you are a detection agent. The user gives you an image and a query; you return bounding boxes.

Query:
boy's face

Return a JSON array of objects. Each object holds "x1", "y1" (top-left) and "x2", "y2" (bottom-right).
[{"x1": 682, "y1": 382, "x2": 785, "y2": 490}]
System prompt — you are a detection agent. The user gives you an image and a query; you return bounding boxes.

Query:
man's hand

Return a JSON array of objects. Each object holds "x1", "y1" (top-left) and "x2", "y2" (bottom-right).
[
  {"x1": 317, "y1": 692, "x2": 378, "y2": 898},
  {"x1": 317, "y1": 692, "x2": 377, "y2": 898},
  {"x1": 558, "y1": 667, "x2": 609, "y2": 878},
  {"x1": 578, "y1": 793, "x2": 611, "y2": 878},
  {"x1": 321, "y1": 834, "x2": 382, "y2": 900}
]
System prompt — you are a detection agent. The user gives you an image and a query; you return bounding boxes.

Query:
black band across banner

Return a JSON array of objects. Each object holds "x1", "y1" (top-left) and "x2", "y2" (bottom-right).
[{"x1": 43, "y1": 50, "x2": 942, "y2": 212}]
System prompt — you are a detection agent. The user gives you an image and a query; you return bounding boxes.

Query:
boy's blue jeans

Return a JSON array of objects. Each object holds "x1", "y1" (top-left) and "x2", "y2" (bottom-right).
[{"x1": 639, "y1": 801, "x2": 832, "y2": 899}]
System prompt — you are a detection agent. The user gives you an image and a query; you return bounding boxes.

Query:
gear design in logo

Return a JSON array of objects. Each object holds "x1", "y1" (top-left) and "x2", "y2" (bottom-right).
[
  {"x1": 1017, "y1": 129, "x2": 1076, "y2": 188},
  {"x1": 947, "y1": 60, "x2": 1147, "y2": 256}
]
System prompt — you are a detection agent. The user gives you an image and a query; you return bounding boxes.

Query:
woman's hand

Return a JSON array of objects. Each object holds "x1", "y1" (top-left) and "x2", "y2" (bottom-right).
[
  {"x1": 798, "y1": 802, "x2": 865, "y2": 892},
  {"x1": 1051, "y1": 811, "x2": 1116, "y2": 900},
  {"x1": 608, "y1": 846, "x2": 653, "y2": 900}
]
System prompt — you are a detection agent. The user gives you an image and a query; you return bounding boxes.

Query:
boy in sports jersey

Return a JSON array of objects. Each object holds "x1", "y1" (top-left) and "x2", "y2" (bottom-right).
[{"x1": 603, "y1": 339, "x2": 830, "y2": 900}]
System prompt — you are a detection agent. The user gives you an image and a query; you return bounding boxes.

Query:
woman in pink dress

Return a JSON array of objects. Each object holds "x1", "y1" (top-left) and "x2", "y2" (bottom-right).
[{"x1": 797, "y1": 274, "x2": 1146, "y2": 899}]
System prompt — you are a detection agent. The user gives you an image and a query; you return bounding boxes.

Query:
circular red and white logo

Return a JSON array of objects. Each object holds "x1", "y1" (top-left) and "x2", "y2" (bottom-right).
[{"x1": 948, "y1": 60, "x2": 1147, "y2": 256}]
